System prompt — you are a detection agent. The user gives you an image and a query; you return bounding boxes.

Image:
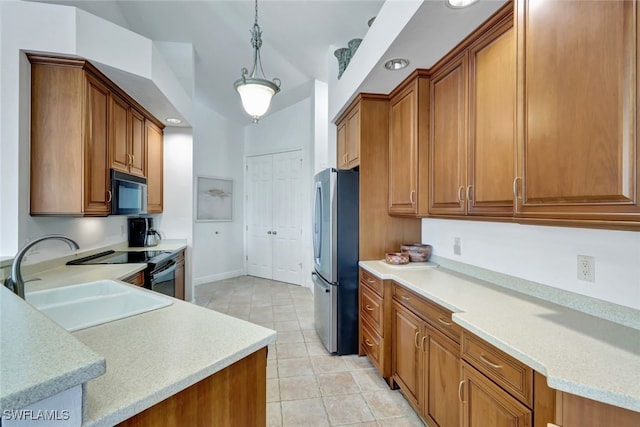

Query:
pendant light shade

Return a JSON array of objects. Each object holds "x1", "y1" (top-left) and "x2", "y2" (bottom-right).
[{"x1": 234, "y1": 0, "x2": 281, "y2": 123}]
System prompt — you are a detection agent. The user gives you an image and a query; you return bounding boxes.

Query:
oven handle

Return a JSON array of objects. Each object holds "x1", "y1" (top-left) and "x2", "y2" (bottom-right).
[{"x1": 152, "y1": 260, "x2": 177, "y2": 277}]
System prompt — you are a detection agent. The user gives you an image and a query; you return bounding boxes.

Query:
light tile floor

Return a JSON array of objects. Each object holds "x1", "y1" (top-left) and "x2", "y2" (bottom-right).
[{"x1": 194, "y1": 276, "x2": 426, "y2": 427}]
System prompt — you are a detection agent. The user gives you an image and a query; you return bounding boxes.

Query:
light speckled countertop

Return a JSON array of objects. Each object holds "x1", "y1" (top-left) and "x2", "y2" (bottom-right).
[
  {"x1": 1, "y1": 239, "x2": 277, "y2": 426},
  {"x1": 359, "y1": 260, "x2": 640, "y2": 412},
  {"x1": 0, "y1": 286, "x2": 105, "y2": 411}
]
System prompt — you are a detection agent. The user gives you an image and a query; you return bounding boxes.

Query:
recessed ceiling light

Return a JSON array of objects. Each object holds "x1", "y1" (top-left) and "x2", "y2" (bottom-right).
[
  {"x1": 166, "y1": 118, "x2": 182, "y2": 124},
  {"x1": 384, "y1": 58, "x2": 409, "y2": 71},
  {"x1": 446, "y1": 0, "x2": 479, "y2": 8}
]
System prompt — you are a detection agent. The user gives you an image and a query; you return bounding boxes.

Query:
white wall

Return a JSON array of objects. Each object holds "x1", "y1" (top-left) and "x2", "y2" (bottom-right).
[
  {"x1": 422, "y1": 219, "x2": 640, "y2": 310},
  {"x1": 155, "y1": 129, "x2": 194, "y2": 301},
  {"x1": 191, "y1": 100, "x2": 245, "y2": 285},
  {"x1": 245, "y1": 96, "x2": 315, "y2": 290}
]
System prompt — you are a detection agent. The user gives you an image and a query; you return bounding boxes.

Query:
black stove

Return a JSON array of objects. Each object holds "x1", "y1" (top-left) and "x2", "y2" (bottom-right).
[
  {"x1": 67, "y1": 249, "x2": 179, "y2": 297},
  {"x1": 67, "y1": 250, "x2": 172, "y2": 266}
]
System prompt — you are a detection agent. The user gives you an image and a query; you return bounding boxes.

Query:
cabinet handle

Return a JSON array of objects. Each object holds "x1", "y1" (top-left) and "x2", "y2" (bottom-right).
[
  {"x1": 458, "y1": 380, "x2": 466, "y2": 403},
  {"x1": 409, "y1": 190, "x2": 416, "y2": 204},
  {"x1": 106, "y1": 190, "x2": 112, "y2": 203},
  {"x1": 466, "y1": 185, "x2": 473, "y2": 202},
  {"x1": 366, "y1": 278, "x2": 375, "y2": 284},
  {"x1": 131, "y1": 154, "x2": 135, "y2": 165},
  {"x1": 513, "y1": 177, "x2": 521, "y2": 200},
  {"x1": 437, "y1": 317, "x2": 453, "y2": 327},
  {"x1": 414, "y1": 331, "x2": 420, "y2": 349},
  {"x1": 480, "y1": 353, "x2": 503, "y2": 369},
  {"x1": 401, "y1": 295, "x2": 411, "y2": 302},
  {"x1": 420, "y1": 335, "x2": 427, "y2": 352},
  {"x1": 364, "y1": 304, "x2": 374, "y2": 312},
  {"x1": 364, "y1": 338, "x2": 374, "y2": 348},
  {"x1": 457, "y1": 186, "x2": 465, "y2": 202}
]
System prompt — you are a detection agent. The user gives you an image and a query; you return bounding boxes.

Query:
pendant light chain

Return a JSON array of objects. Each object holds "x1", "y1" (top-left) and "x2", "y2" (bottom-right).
[{"x1": 234, "y1": 0, "x2": 281, "y2": 123}]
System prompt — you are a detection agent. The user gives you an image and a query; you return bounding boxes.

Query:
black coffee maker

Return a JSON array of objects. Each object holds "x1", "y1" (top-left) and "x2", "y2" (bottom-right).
[{"x1": 128, "y1": 217, "x2": 154, "y2": 247}]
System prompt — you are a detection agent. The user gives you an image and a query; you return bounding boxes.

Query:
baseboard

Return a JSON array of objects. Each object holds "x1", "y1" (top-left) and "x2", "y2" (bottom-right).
[{"x1": 193, "y1": 269, "x2": 245, "y2": 286}]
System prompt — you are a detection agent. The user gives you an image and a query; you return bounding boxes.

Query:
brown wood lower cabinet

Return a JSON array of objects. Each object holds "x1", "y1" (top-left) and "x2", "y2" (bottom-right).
[
  {"x1": 122, "y1": 271, "x2": 144, "y2": 287},
  {"x1": 461, "y1": 361, "x2": 532, "y2": 427},
  {"x1": 391, "y1": 282, "x2": 461, "y2": 427},
  {"x1": 117, "y1": 347, "x2": 267, "y2": 427}
]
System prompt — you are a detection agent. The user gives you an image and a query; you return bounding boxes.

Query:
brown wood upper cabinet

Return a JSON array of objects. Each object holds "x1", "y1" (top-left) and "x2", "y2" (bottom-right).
[
  {"x1": 110, "y1": 93, "x2": 146, "y2": 178},
  {"x1": 336, "y1": 102, "x2": 360, "y2": 169},
  {"x1": 28, "y1": 53, "x2": 164, "y2": 216},
  {"x1": 146, "y1": 119, "x2": 164, "y2": 213},
  {"x1": 429, "y1": 9, "x2": 515, "y2": 217},
  {"x1": 29, "y1": 55, "x2": 111, "y2": 216},
  {"x1": 388, "y1": 73, "x2": 430, "y2": 217},
  {"x1": 514, "y1": 0, "x2": 640, "y2": 225}
]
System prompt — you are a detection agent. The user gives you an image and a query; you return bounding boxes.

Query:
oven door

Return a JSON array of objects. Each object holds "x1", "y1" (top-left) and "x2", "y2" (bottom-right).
[{"x1": 150, "y1": 260, "x2": 176, "y2": 297}]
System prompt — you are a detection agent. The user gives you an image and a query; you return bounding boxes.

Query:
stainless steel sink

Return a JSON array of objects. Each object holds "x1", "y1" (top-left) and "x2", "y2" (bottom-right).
[{"x1": 25, "y1": 280, "x2": 172, "y2": 331}]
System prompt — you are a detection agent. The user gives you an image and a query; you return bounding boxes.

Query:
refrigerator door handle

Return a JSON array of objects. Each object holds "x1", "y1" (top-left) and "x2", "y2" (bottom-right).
[{"x1": 312, "y1": 183, "x2": 322, "y2": 262}]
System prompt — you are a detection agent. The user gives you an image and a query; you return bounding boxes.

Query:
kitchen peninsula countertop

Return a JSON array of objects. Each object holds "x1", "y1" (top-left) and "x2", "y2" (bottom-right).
[
  {"x1": 359, "y1": 260, "x2": 640, "y2": 412},
  {"x1": 1, "y1": 239, "x2": 277, "y2": 426}
]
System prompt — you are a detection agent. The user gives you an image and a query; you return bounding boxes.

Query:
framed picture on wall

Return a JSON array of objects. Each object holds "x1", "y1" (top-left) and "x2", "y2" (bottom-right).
[{"x1": 195, "y1": 176, "x2": 233, "y2": 222}]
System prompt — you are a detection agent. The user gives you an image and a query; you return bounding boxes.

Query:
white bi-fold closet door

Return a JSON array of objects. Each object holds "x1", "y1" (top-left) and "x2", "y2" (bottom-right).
[{"x1": 246, "y1": 150, "x2": 304, "y2": 285}]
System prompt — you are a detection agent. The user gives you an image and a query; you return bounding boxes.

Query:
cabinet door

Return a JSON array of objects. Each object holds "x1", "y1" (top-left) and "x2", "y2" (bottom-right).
[
  {"x1": 461, "y1": 362, "x2": 531, "y2": 427},
  {"x1": 468, "y1": 20, "x2": 515, "y2": 216},
  {"x1": 429, "y1": 53, "x2": 467, "y2": 216},
  {"x1": 336, "y1": 120, "x2": 347, "y2": 169},
  {"x1": 425, "y1": 328, "x2": 460, "y2": 427},
  {"x1": 516, "y1": 0, "x2": 640, "y2": 222},
  {"x1": 84, "y1": 74, "x2": 111, "y2": 215},
  {"x1": 346, "y1": 106, "x2": 360, "y2": 168},
  {"x1": 145, "y1": 120, "x2": 163, "y2": 213},
  {"x1": 110, "y1": 94, "x2": 130, "y2": 173},
  {"x1": 129, "y1": 108, "x2": 146, "y2": 177},
  {"x1": 558, "y1": 392, "x2": 640, "y2": 427},
  {"x1": 391, "y1": 301, "x2": 422, "y2": 409},
  {"x1": 389, "y1": 81, "x2": 418, "y2": 216}
]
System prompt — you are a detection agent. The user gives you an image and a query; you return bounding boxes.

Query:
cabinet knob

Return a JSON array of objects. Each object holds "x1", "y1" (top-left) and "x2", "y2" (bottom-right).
[
  {"x1": 267, "y1": 231, "x2": 272, "y2": 235},
  {"x1": 458, "y1": 380, "x2": 466, "y2": 404},
  {"x1": 457, "y1": 186, "x2": 465, "y2": 203},
  {"x1": 272, "y1": 230, "x2": 277, "y2": 235},
  {"x1": 513, "y1": 177, "x2": 521, "y2": 200}
]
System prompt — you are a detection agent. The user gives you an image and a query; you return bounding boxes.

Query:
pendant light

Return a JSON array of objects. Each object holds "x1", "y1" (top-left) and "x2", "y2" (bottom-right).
[{"x1": 234, "y1": 0, "x2": 281, "y2": 123}]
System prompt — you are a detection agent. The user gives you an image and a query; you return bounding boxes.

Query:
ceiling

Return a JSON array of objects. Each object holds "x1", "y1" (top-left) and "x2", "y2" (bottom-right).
[{"x1": 29, "y1": 0, "x2": 506, "y2": 126}]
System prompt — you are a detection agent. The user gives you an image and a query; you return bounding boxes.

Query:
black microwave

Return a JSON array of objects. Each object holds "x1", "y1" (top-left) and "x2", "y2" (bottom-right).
[{"x1": 110, "y1": 170, "x2": 147, "y2": 215}]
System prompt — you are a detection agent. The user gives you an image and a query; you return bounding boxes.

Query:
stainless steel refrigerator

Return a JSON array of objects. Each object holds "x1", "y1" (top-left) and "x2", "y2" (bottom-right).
[{"x1": 312, "y1": 168, "x2": 359, "y2": 355}]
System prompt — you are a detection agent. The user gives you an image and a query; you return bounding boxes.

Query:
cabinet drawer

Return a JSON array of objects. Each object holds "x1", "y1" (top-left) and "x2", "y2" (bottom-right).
[
  {"x1": 462, "y1": 331, "x2": 533, "y2": 407},
  {"x1": 392, "y1": 282, "x2": 462, "y2": 343},
  {"x1": 360, "y1": 284, "x2": 383, "y2": 335},
  {"x1": 360, "y1": 269, "x2": 383, "y2": 296},
  {"x1": 361, "y1": 317, "x2": 384, "y2": 372}
]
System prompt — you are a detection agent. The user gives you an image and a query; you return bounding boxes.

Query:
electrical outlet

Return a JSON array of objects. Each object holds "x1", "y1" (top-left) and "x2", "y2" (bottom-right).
[
  {"x1": 577, "y1": 255, "x2": 595, "y2": 282},
  {"x1": 453, "y1": 237, "x2": 462, "y2": 256}
]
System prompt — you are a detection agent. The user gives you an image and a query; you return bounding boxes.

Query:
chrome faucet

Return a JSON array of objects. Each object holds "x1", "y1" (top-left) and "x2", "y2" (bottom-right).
[{"x1": 4, "y1": 235, "x2": 79, "y2": 299}]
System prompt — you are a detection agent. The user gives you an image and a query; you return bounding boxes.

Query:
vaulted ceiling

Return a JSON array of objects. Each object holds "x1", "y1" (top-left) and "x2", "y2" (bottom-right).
[{"x1": 29, "y1": 0, "x2": 506, "y2": 125}]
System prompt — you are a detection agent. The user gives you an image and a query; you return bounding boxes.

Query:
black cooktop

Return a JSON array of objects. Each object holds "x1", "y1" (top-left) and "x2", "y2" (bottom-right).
[{"x1": 66, "y1": 250, "x2": 172, "y2": 266}]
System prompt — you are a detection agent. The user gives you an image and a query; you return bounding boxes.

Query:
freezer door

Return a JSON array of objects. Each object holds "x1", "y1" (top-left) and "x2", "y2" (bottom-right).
[
  {"x1": 312, "y1": 272, "x2": 337, "y2": 354},
  {"x1": 313, "y1": 169, "x2": 337, "y2": 283}
]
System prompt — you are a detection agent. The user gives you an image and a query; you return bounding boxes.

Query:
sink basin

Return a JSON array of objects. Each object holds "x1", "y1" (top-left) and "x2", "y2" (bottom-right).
[{"x1": 25, "y1": 280, "x2": 173, "y2": 331}]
